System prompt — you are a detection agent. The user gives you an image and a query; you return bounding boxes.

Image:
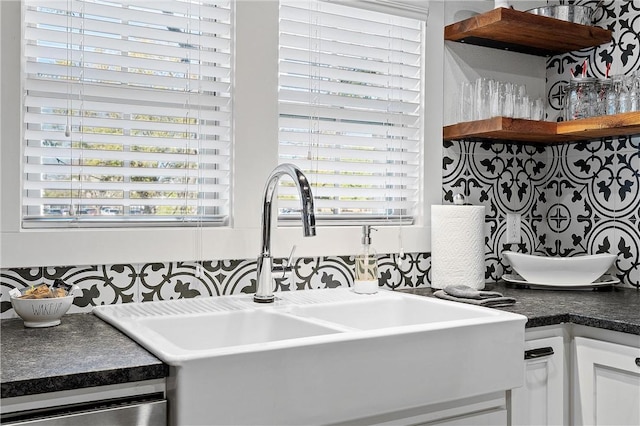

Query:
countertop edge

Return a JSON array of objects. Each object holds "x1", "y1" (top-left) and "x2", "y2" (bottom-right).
[
  {"x1": 1, "y1": 364, "x2": 169, "y2": 399},
  {"x1": 566, "y1": 313, "x2": 640, "y2": 335},
  {"x1": 400, "y1": 285, "x2": 640, "y2": 336}
]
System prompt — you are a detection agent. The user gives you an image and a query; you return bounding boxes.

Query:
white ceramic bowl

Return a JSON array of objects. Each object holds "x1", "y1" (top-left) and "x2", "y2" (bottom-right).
[
  {"x1": 10, "y1": 295, "x2": 74, "y2": 328},
  {"x1": 503, "y1": 251, "x2": 616, "y2": 286}
]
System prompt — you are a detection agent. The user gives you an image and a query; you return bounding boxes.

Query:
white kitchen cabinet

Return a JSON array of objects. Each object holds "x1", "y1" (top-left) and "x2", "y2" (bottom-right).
[
  {"x1": 573, "y1": 336, "x2": 640, "y2": 426},
  {"x1": 511, "y1": 335, "x2": 565, "y2": 426}
]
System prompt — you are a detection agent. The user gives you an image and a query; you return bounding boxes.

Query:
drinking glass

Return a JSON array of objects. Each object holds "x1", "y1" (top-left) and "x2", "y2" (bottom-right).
[
  {"x1": 474, "y1": 78, "x2": 490, "y2": 120},
  {"x1": 518, "y1": 95, "x2": 530, "y2": 119},
  {"x1": 628, "y1": 73, "x2": 639, "y2": 112},
  {"x1": 566, "y1": 77, "x2": 596, "y2": 120},
  {"x1": 530, "y1": 98, "x2": 544, "y2": 121},
  {"x1": 501, "y1": 82, "x2": 515, "y2": 118},
  {"x1": 489, "y1": 79, "x2": 502, "y2": 118},
  {"x1": 605, "y1": 77, "x2": 618, "y2": 115},
  {"x1": 458, "y1": 81, "x2": 473, "y2": 123},
  {"x1": 594, "y1": 79, "x2": 610, "y2": 116},
  {"x1": 615, "y1": 75, "x2": 630, "y2": 113}
]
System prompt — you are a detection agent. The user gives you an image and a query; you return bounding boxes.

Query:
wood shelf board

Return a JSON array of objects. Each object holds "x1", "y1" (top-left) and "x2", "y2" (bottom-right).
[
  {"x1": 444, "y1": 114, "x2": 640, "y2": 143},
  {"x1": 558, "y1": 111, "x2": 640, "y2": 138},
  {"x1": 444, "y1": 8, "x2": 612, "y2": 56},
  {"x1": 443, "y1": 117, "x2": 563, "y2": 143}
]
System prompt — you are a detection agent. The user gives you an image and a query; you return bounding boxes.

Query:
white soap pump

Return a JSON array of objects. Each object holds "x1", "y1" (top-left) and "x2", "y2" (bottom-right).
[{"x1": 353, "y1": 225, "x2": 379, "y2": 294}]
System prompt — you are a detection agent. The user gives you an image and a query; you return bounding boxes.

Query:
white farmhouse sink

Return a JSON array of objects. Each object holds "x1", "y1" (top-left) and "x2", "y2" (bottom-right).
[
  {"x1": 94, "y1": 289, "x2": 526, "y2": 425},
  {"x1": 131, "y1": 310, "x2": 344, "y2": 358},
  {"x1": 282, "y1": 294, "x2": 501, "y2": 330}
]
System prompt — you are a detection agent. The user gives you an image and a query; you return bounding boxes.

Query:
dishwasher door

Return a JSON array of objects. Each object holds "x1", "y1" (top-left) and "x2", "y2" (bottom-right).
[{"x1": 2, "y1": 395, "x2": 166, "y2": 426}]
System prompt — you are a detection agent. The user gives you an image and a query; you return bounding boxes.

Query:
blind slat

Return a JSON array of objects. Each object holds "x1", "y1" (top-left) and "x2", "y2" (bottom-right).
[
  {"x1": 278, "y1": 88, "x2": 419, "y2": 115},
  {"x1": 279, "y1": 104, "x2": 421, "y2": 129},
  {"x1": 280, "y1": 60, "x2": 421, "y2": 94},
  {"x1": 25, "y1": 89, "x2": 230, "y2": 112},
  {"x1": 25, "y1": 62, "x2": 230, "y2": 96},
  {"x1": 24, "y1": 146, "x2": 229, "y2": 165},
  {"x1": 23, "y1": 197, "x2": 228, "y2": 208},
  {"x1": 279, "y1": 117, "x2": 421, "y2": 140},
  {"x1": 24, "y1": 44, "x2": 231, "y2": 77},
  {"x1": 279, "y1": 4, "x2": 422, "y2": 39},
  {"x1": 279, "y1": 186, "x2": 417, "y2": 198},
  {"x1": 24, "y1": 163, "x2": 230, "y2": 178},
  {"x1": 280, "y1": 198, "x2": 416, "y2": 210},
  {"x1": 25, "y1": 131, "x2": 231, "y2": 152},
  {"x1": 279, "y1": 46, "x2": 419, "y2": 78},
  {"x1": 279, "y1": 131, "x2": 420, "y2": 152},
  {"x1": 284, "y1": 162, "x2": 420, "y2": 177},
  {"x1": 280, "y1": 144, "x2": 420, "y2": 164},
  {"x1": 25, "y1": 180, "x2": 229, "y2": 193},
  {"x1": 24, "y1": 78, "x2": 231, "y2": 108}
]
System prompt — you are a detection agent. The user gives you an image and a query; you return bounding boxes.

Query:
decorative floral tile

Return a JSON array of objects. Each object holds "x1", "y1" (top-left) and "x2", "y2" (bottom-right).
[
  {"x1": 0, "y1": 264, "x2": 139, "y2": 318},
  {"x1": 379, "y1": 253, "x2": 431, "y2": 289},
  {"x1": 281, "y1": 256, "x2": 352, "y2": 291},
  {"x1": 611, "y1": 144, "x2": 639, "y2": 219},
  {"x1": 611, "y1": 219, "x2": 640, "y2": 287}
]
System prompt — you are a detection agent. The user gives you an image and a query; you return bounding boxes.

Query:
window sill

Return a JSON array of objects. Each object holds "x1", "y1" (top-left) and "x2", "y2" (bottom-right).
[{"x1": 0, "y1": 224, "x2": 430, "y2": 268}]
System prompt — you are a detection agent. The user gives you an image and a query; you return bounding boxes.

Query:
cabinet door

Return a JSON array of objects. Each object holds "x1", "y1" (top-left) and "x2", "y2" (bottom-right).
[
  {"x1": 573, "y1": 336, "x2": 640, "y2": 426},
  {"x1": 511, "y1": 336, "x2": 564, "y2": 426}
]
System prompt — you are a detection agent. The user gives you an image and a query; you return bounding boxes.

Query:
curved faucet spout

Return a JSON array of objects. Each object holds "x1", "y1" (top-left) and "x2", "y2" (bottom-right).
[{"x1": 255, "y1": 163, "x2": 316, "y2": 303}]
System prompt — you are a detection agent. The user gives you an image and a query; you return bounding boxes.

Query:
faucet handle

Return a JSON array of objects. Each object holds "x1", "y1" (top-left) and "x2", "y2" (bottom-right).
[
  {"x1": 284, "y1": 245, "x2": 297, "y2": 270},
  {"x1": 273, "y1": 245, "x2": 297, "y2": 279}
]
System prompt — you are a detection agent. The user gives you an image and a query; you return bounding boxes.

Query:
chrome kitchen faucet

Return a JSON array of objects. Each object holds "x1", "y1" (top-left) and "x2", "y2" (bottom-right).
[{"x1": 254, "y1": 164, "x2": 316, "y2": 303}]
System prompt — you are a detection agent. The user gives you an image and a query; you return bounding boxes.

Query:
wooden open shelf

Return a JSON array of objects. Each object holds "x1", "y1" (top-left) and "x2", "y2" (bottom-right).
[
  {"x1": 443, "y1": 113, "x2": 640, "y2": 144},
  {"x1": 442, "y1": 8, "x2": 628, "y2": 144},
  {"x1": 557, "y1": 111, "x2": 640, "y2": 138},
  {"x1": 444, "y1": 7, "x2": 612, "y2": 56},
  {"x1": 444, "y1": 117, "x2": 565, "y2": 144}
]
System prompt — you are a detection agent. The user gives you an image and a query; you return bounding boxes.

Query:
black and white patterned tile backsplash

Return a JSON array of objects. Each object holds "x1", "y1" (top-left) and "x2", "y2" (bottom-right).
[
  {"x1": 442, "y1": 0, "x2": 640, "y2": 290},
  {"x1": 2, "y1": 1, "x2": 639, "y2": 319},
  {"x1": 443, "y1": 137, "x2": 640, "y2": 290},
  {"x1": 0, "y1": 253, "x2": 431, "y2": 318}
]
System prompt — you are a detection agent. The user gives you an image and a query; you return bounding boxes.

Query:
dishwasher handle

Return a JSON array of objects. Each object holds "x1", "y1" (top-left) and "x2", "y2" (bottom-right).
[{"x1": 524, "y1": 346, "x2": 554, "y2": 360}]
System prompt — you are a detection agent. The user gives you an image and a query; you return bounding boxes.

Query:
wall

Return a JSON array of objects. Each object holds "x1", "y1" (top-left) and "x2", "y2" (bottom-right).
[
  {"x1": 1, "y1": 1, "x2": 638, "y2": 320},
  {"x1": 443, "y1": 0, "x2": 640, "y2": 289},
  {"x1": 443, "y1": 136, "x2": 639, "y2": 288},
  {"x1": 541, "y1": 1, "x2": 639, "y2": 289},
  {"x1": 0, "y1": 0, "x2": 440, "y2": 268},
  {"x1": 0, "y1": 1, "x2": 442, "y2": 318}
]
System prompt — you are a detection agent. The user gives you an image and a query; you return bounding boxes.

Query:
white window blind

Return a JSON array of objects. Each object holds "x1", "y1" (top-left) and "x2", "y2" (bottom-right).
[
  {"x1": 22, "y1": 0, "x2": 232, "y2": 227},
  {"x1": 278, "y1": 0, "x2": 424, "y2": 224}
]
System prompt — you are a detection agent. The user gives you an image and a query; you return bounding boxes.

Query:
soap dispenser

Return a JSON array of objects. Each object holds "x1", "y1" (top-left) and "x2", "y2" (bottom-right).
[{"x1": 354, "y1": 225, "x2": 379, "y2": 294}]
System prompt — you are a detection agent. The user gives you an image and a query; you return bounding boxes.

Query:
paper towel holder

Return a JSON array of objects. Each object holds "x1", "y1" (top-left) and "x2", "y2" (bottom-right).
[{"x1": 453, "y1": 193, "x2": 465, "y2": 205}]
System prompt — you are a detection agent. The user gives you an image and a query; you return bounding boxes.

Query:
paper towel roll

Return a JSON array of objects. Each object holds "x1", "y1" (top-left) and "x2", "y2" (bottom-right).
[{"x1": 431, "y1": 205, "x2": 486, "y2": 290}]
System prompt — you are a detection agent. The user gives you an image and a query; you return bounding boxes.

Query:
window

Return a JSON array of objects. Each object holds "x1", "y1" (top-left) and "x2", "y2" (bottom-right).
[
  {"x1": 278, "y1": 0, "x2": 424, "y2": 224},
  {"x1": 22, "y1": 0, "x2": 232, "y2": 227}
]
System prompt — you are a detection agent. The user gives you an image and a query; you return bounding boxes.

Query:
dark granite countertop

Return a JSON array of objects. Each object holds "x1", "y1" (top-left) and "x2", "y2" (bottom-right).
[
  {"x1": 3, "y1": 285, "x2": 639, "y2": 399},
  {"x1": 1, "y1": 313, "x2": 168, "y2": 399},
  {"x1": 402, "y1": 282, "x2": 640, "y2": 335}
]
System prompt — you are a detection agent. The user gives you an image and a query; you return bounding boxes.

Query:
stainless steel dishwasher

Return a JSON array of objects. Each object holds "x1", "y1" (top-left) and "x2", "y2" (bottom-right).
[{"x1": 0, "y1": 392, "x2": 166, "y2": 426}]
